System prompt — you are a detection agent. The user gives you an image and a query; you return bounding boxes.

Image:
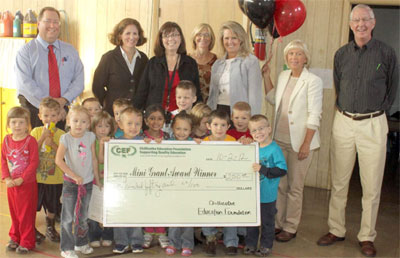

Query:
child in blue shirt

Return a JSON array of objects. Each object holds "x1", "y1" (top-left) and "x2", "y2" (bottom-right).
[
  {"x1": 245, "y1": 114, "x2": 287, "y2": 257},
  {"x1": 112, "y1": 107, "x2": 144, "y2": 254}
]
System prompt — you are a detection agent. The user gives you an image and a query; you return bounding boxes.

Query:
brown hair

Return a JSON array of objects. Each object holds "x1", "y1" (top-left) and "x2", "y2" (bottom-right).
[
  {"x1": 91, "y1": 111, "x2": 116, "y2": 136},
  {"x1": 154, "y1": 22, "x2": 186, "y2": 57},
  {"x1": 208, "y1": 109, "x2": 230, "y2": 124},
  {"x1": 176, "y1": 80, "x2": 196, "y2": 96},
  {"x1": 38, "y1": 7, "x2": 60, "y2": 21},
  {"x1": 192, "y1": 23, "x2": 216, "y2": 50},
  {"x1": 39, "y1": 97, "x2": 61, "y2": 112},
  {"x1": 120, "y1": 106, "x2": 143, "y2": 121},
  {"x1": 108, "y1": 18, "x2": 147, "y2": 47},
  {"x1": 82, "y1": 97, "x2": 101, "y2": 107},
  {"x1": 191, "y1": 103, "x2": 212, "y2": 127},
  {"x1": 171, "y1": 111, "x2": 193, "y2": 130},
  {"x1": 112, "y1": 98, "x2": 132, "y2": 108},
  {"x1": 7, "y1": 106, "x2": 31, "y2": 132},
  {"x1": 232, "y1": 101, "x2": 251, "y2": 113},
  {"x1": 249, "y1": 114, "x2": 270, "y2": 127}
]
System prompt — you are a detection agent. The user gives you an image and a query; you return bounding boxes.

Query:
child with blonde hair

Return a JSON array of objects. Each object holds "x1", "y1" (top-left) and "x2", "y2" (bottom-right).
[
  {"x1": 88, "y1": 111, "x2": 116, "y2": 247},
  {"x1": 55, "y1": 105, "x2": 101, "y2": 258},
  {"x1": 31, "y1": 97, "x2": 65, "y2": 243},
  {"x1": 2, "y1": 107, "x2": 39, "y2": 254},
  {"x1": 190, "y1": 103, "x2": 212, "y2": 139}
]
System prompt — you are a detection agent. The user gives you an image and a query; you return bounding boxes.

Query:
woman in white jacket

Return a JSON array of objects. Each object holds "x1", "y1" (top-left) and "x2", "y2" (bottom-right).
[{"x1": 264, "y1": 40, "x2": 323, "y2": 242}]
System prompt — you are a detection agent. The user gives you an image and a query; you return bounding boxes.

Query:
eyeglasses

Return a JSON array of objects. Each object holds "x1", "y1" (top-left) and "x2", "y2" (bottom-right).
[
  {"x1": 162, "y1": 33, "x2": 181, "y2": 39},
  {"x1": 350, "y1": 17, "x2": 374, "y2": 23},
  {"x1": 41, "y1": 20, "x2": 61, "y2": 26},
  {"x1": 196, "y1": 33, "x2": 211, "y2": 38},
  {"x1": 250, "y1": 126, "x2": 268, "y2": 134}
]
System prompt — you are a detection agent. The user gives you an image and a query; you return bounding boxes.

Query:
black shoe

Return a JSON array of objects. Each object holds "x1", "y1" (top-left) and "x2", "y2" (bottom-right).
[
  {"x1": 35, "y1": 228, "x2": 45, "y2": 244},
  {"x1": 238, "y1": 235, "x2": 245, "y2": 249},
  {"x1": 226, "y1": 246, "x2": 238, "y2": 256},
  {"x1": 205, "y1": 240, "x2": 217, "y2": 256}
]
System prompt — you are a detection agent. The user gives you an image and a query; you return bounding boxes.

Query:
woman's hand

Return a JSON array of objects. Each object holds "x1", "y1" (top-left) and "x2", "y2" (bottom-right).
[
  {"x1": 262, "y1": 62, "x2": 271, "y2": 78},
  {"x1": 298, "y1": 142, "x2": 311, "y2": 160}
]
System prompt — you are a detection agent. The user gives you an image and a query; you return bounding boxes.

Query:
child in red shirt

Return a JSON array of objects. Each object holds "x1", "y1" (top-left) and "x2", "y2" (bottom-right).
[
  {"x1": 1, "y1": 107, "x2": 39, "y2": 254},
  {"x1": 227, "y1": 102, "x2": 253, "y2": 144}
]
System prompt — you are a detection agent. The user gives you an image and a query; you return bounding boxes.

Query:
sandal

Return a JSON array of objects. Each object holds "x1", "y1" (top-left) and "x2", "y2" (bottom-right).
[
  {"x1": 165, "y1": 246, "x2": 177, "y2": 255},
  {"x1": 181, "y1": 248, "x2": 192, "y2": 256}
]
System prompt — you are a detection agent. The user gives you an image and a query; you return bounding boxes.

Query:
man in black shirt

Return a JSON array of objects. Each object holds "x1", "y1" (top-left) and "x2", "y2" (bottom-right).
[{"x1": 317, "y1": 4, "x2": 398, "y2": 257}]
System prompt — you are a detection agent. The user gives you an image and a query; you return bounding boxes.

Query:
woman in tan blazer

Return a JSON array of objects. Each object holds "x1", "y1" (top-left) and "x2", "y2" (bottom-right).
[{"x1": 264, "y1": 40, "x2": 323, "y2": 242}]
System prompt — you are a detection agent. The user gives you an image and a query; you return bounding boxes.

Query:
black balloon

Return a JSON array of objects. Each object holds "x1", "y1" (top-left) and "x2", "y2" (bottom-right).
[
  {"x1": 243, "y1": 0, "x2": 275, "y2": 29},
  {"x1": 268, "y1": 19, "x2": 280, "y2": 39}
]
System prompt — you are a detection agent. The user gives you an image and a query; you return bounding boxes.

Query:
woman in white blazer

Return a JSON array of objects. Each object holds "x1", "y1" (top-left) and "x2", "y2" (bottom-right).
[{"x1": 264, "y1": 40, "x2": 323, "y2": 242}]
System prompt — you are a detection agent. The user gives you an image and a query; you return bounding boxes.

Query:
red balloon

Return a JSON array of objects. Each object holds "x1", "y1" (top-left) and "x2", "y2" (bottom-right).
[{"x1": 274, "y1": 0, "x2": 306, "y2": 37}]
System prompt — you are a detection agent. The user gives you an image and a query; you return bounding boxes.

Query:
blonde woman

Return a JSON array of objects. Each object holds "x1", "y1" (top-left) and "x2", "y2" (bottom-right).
[
  {"x1": 190, "y1": 23, "x2": 217, "y2": 103},
  {"x1": 207, "y1": 21, "x2": 262, "y2": 115},
  {"x1": 264, "y1": 39, "x2": 323, "y2": 242}
]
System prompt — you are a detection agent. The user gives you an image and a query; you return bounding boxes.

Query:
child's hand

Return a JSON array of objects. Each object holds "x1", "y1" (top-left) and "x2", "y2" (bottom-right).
[
  {"x1": 13, "y1": 177, "x2": 24, "y2": 186},
  {"x1": 5, "y1": 178, "x2": 15, "y2": 188},
  {"x1": 154, "y1": 138, "x2": 162, "y2": 144},
  {"x1": 238, "y1": 136, "x2": 254, "y2": 145},
  {"x1": 252, "y1": 163, "x2": 261, "y2": 172},
  {"x1": 74, "y1": 175, "x2": 83, "y2": 185},
  {"x1": 143, "y1": 138, "x2": 152, "y2": 144},
  {"x1": 96, "y1": 181, "x2": 103, "y2": 190},
  {"x1": 40, "y1": 127, "x2": 52, "y2": 140},
  {"x1": 100, "y1": 136, "x2": 111, "y2": 145},
  {"x1": 44, "y1": 136, "x2": 53, "y2": 145},
  {"x1": 194, "y1": 138, "x2": 202, "y2": 144}
]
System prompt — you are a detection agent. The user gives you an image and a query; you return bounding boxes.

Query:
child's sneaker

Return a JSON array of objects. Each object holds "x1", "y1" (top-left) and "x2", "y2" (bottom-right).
[
  {"x1": 6, "y1": 239, "x2": 18, "y2": 251},
  {"x1": 243, "y1": 246, "x2": 256, "y2": 255},
  {"x1": 181, "y1": 248, "x2": 192, "y2": 256},
  {"x1": 132, "y1": 244, "x2": 144, "y2": 253},
  {"x1": 113, "y1": 244, "x2": 130, "y2": 254},
  {"x1": 255, "y1": 247, "x2": 271, "y2": 257},
  {"x1": 238, "y1": 235, "x2": 245, "y2": 249},
  {"x1": 61, "y1": 250, "x2": 78, "y2": 258},
  {"x1": 165, "y1": 245, "x2": 176, "y2": 255},
  {"x1": 102, "y1": 240, "x2": 112, "y2": 247},
  {"x1": 158, "y1": 234, "x2": 169, "y2": 249},
  {"x1": 74, "y1": 244, "x2": 94, "y2": 254},
  {"x1": 90, "y1": 240, "x2": 101, "y2": 247},
  {"x1": 143, "y1": 233, "x2": 153, "y2": 248},
  {"x1": 16, "y1": 246, "x2": 29, "y2": 254},
  {"x1": 35, "y1": 228, "x2": 45, "y2": 244}
]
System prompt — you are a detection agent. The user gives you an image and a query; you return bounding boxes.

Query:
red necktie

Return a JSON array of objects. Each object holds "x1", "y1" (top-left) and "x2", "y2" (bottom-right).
[{"x1": 48, "y1": 45, "x2": 61, "y2": 98}]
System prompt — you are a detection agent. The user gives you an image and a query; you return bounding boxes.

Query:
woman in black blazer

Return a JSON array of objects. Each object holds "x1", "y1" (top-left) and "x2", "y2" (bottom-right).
[
  {"x1": 92, "y1": 18, "x2": 149, "y2": 116},
  {"x1": 133, "y1": 22, "x2": 201, "y2": 112}
]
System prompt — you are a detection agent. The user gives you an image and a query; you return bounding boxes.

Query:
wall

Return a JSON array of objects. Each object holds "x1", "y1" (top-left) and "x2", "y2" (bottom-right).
[{"x1": 2, "y1": 0, "x2": 397, "y2": 189}]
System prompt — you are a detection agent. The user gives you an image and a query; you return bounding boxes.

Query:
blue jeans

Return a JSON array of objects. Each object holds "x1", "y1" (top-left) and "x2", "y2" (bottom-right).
[
  {"x1": 88, "y1": 219, "x2": 113, "y2": 241},
  {"x1": 113, "y1": 227, "x2": 143, "y2": 246},
  {"x1": 168, "y1": 227, "x2": 194, "y2": 249},
  {"x1": 246, "y1": 202, "x2": 276, "y2": 249},
  {"x1": 202, "y1": 227, "x2": 238, "y2": 247},
  {"x1": 60, "y1": 181, "x2": 93, "y2": 251}
]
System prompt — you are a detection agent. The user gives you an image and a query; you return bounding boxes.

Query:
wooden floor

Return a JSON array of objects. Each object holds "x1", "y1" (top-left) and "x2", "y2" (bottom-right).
[{"x1": 0, "y1": 166, "x2": 398, "y2": 258}]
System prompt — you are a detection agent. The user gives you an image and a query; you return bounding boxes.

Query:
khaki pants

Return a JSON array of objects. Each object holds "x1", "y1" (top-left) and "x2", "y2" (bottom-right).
[
  {"x1": 328, "y1": 110, "x2": 387, "y2": 242},
  {"x1": 275, "y1": 140, "x2": 314, "y2": 234}
]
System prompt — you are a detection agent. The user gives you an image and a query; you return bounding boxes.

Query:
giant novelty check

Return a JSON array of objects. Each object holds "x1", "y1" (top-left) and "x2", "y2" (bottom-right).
[{"x1": 103, "y1": 140, "x2": 260, "y2": 227}]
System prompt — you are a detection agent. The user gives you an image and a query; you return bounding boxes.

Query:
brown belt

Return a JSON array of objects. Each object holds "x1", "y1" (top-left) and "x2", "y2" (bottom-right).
[{"x1": 340, "y1": 110, "x2": 384, "y2": 121}]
